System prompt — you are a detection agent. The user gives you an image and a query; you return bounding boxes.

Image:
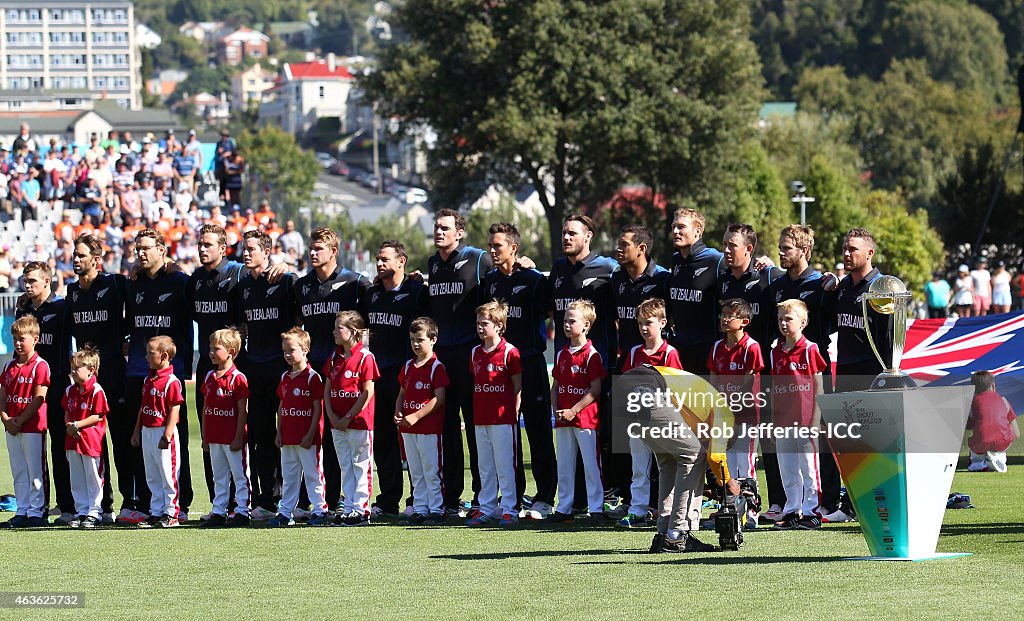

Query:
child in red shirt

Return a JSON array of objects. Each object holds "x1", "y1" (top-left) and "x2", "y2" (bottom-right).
[
  {"x1": 465, "y1": 302, "x2": 522, "y2": 527},
  {"x1": 0, "y1": 316, "x2": 51, "y2": 528},
  {"x1": 200, "y1": 328, "x2": 251, "y2": 527},
  {"x1": 548, "y1": 300, "x2": 607, "y2": 524},
  {"x1": 62, "y1": 347, "x2": 109, "y2": 528},
  {"x1": 324, "y1": 311, "x2": 380, "y2": 526},
  {"x1": 619, "y1": 298, "x2": 681, "y2": 527},
  {"x1": 130, "y1": 336, "x2": 185, "y2": 528},
  {"x1": 270, "y1": 327, "x2": 330, "y2": 527},
  {"x1": 771, "y1": 299, "x2": 827, "y2": 530},
  {"x1": 395, "y1": 317, "x2": 450, "y2": 525},
  {"x1": 967, "y1": 370, "x2": 1020, "y2": 473}
]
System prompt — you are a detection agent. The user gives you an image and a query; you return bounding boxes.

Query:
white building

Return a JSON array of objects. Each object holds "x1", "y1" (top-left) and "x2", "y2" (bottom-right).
[
  {"x1": 135, "y1": 22, "x2": 160, "y2": 49},
  {"x1": 259, "y1": 54, "x2": 353, "y2": 138},
  {"x1": 0, "y1": 0, "x2": 143, "y2": 110},
  {"x1": 231, "y1": 62, "x2": 275, "y2": 111}
]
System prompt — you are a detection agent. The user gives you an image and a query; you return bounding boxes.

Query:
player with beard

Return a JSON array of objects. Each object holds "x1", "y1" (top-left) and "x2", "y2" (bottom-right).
[
  {"x1": 613, "y1": 225, "x2": 670, "y2": 361},
  {"x1": 366, "y1": 240, "x2": 428, "y2": 516},
  {"x1": 718, "y1": 224, "x2": 779, "y2": 353},
  {"x1": 237, "y1": 230, "x2": 300, "y2": 519},
  {"x1": 427, "y1": 209, "x2": 493, "y2": 514},
  {"x1": 66, "y1": 235, "x2": 125, "y2": 522},
  {"x1": 666, "y1": 208, "x2": 724, "y2": 374},
  {"x1": 125, "y1": 229, "x2": 194, "y2": 520},
  {"x1": 484, "y1": 222, "x2": 556, "y2": 519},
  {"x1": 294, "y1": 227, "x2": 369, "y2": 512},
  {"x1": 549, "y1": 215, "x2": 618, "y2": 508},
  {"x1": 16, "y1": 262, "x2": 74, "y2": 524}
]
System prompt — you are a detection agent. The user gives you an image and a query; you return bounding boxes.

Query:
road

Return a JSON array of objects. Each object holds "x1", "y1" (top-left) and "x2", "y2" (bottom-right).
[{"x1": 313, "y1": 171, "x2": 388, "y2": 211}]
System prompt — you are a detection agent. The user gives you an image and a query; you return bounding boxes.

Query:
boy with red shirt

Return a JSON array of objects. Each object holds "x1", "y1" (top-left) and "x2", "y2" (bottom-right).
[
  {"x1": 130, "y1": 336, "x2": 185, "y2": 528},
  {"x1": 619, "y1": 298, "x2": 681, "y2": 528},
  {"x1": 708, "y1": 299, "x2": 765, "y2": 485},
  {"x1": 466, "y1": 302, "x2": 522, "y2": 527},
  {"x1": 199, "y1": 328, "x2": 251, "y2": 528},
  {"x1": 770, "y1": 300, "x2": 827, "y2": 530},
  {"x1": 62, "y1": 347, "x2": 109, "y2": 528},
  {"x1": 324, "y1": 311, "x2": 380, "y2": 526},
  {"x1": 269, "y1": 327, "x2": 330, "y2": 527},
  {"x1": 967, "y1": 370, "x2": 1020, "y2": 473},
  {"x1": 395, "y1": 317, "x2": 450, "y2": 525},
  {"x1": 0, "y1": 316, "x2": 51, "y2": 528},
  {"x1": 548, "y1": 300, "x2": 607, "y2": 524}
]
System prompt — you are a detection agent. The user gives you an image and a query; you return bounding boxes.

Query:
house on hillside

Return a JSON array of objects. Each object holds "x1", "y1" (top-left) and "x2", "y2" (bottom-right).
[
  {"x1": 218, "y1": 27, "x2": 270, "y2": 66},
  {"x1": 232, "y1": 63, "x2": 276, "y2": 111},
  {"x1": 0, "y1": 100, "x2": 183, "y2": 146},
  {"x1": 258, "y1": 54, "x2": 354, "y2": 139},
  {"x1": 173, "y1": 92, "x2": 230, "y2": 126}
]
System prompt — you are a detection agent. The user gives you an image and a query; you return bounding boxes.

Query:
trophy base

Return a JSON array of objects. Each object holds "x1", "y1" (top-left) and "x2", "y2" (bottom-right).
[{"x1": 869, "y1": 373, "x2": 917, "y2": 391}]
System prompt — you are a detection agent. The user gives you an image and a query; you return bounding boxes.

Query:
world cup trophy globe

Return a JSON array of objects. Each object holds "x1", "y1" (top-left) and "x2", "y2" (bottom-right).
[{"x1": 862, "y1": 275, "x2": 916, "y2": 390}]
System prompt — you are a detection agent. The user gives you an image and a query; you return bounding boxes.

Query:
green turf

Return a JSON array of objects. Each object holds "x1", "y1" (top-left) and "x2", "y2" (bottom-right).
[{"x1": 1, "y1": 389, "x2": 1022, "y2": 619}]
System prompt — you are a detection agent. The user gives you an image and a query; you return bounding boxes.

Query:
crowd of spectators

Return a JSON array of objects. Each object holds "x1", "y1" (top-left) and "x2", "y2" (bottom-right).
[{"x1": 0, "y1": 124, "x2": 308, "y2": 295}]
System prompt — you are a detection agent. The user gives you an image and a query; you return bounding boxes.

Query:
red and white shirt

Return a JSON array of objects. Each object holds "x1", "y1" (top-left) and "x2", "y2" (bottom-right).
[
  {"x1": 140, "y1": 366, "x2": 185, "y2": 428},
  {"x1": 1, "y1": 353, "x2": 50, "y2": 433},
  {"x1": 201, "y1": 365, "x2": 250, "y2": 445},
  {"x1": 277, "y1": 364, "x2": 325, "y2": 446},
  {"x1": 622, "y1": 341, "x2": 682, "y2": 372},
  {"x1": 708, "y1": 334, "x2": 764, "y2": 423},
  {"x1": 398, "y1": 355, "x2": 450, "y2": 435},
  {"x1": 324, "y1": 343, "x2": 380, "y2": 431},
  {"x1": 471, "y1": 339, "x2": 522, "y2": 426},
  {"x1": 62, "y1": 376, "x2": 109, "y2": 456},
  {"x1": 552, "y1": 340, "x2": 607, "y2": 429},
  {"x1": 770, "y1": 336, "x2": 827, "y2": 427},
  {"x1": 968, "y1": 391, "x2": 1017, "y2": 454}
]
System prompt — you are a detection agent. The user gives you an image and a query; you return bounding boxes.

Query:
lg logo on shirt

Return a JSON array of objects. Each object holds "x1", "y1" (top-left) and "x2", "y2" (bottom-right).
[
  {"x1": 415, "y1": 381, "x2": 430, "y2": 390},
  {"x1": 788, "y1": 361, "x2": 808, "y2": 370},
  {"x1": 292, "y1": 388, "x2": 310, "y2": 397}
]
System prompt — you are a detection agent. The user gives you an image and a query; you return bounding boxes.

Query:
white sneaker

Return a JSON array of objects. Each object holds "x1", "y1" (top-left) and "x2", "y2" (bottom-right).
[
  {"x1": 250, "y1": 507, "x2": 277, "y2": 521},
  {"x1": 523, "y1": 501, "x2": 554, "y2": 520},
  {"x1": 605, "y1": 504, "x2": 628, "y2": 519},
  {"x1": 292, "y1": 507, "x2": 312, "y2": 520},
  {"x1": 116, "y1": 508, "x2": 150, "y2": 525},
  {"x1": 822, "y1": 508, "x2": 856, "y2": 523},
  {"x1": 763, "y1": 504, "x2": 784, "y2": 521}
]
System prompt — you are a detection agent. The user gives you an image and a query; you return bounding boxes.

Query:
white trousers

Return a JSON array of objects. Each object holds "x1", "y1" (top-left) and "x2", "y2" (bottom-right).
[
  {"x1": 627, "y1": 436, "x2": 653, "y2": 516},
  {"x1": 555, "y1": 427, "x2": 604, "y2": 514},
  {"x1": 969, "y1": 450, "x2": 1008, "y2": 473},
  {"x1": 6, "y1": 431, "x2": 48, "y2": 517},
  {"x1": 209, "y1": 443, "x2": 252, "y2": 517},
  {"x1": 279, "y1": 444, "x2": 327, "y2": 518},
  {"x1": 475, "y1": 424, "x2": 519, "y2": 517},
  {"x1": 402, "y1": 432, "x2": 444, "y2": 516},
  {"x1": 142, "y1": 426, "x2": 180, "y2": 518},
  {"x1": 331, "y1": 429, "x2": 374, "y2": 516},
  {"x1": 66, "y1": 450, "x2": 103, "y2": 519},
  {"x1": 776, "y1": 434, "x2": 822, "y2": 518},
  {"x1": 726, "y1": 422, "x2": 759, "y2": 480}
]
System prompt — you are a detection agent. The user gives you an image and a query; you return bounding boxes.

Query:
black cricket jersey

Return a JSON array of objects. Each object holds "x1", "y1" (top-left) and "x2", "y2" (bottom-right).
[
  {"x1": 769, "y1": 267, "x2": 833, "y2": 361},
  {"x1": 16, "y1": 295, "x2": 72, "y2": 381},
  {"x1": 830, "y1": 268, "x2": 894, "y2": 367},
  {"x1": 485, "y1": 266, "x2": 551, "y2": 359},
  {"x1": 367, "y1": 274, "x2": 429, "y2": 369},
  {"x1": 238, "y1": 270, "x2": 300, "y2": 364},
  {"x1": 295, "y1": 265, "x2": 369, "y2": 366},
  {"x1": 718, "y1": 264, "x2": 779, "y2": 350},
  {"x1": 613, "y1": 261, "x2": 670, "y2": 357},
  {"x1": 551, "y1": 251, "x2": 618, "y2": 369},
  {"x1": 126, "y1": 268, "x2": 193, "y2": 378},
  {"x1": 427, "y1": 244, "x2": 492, "y2": 348},
  {"x1": 187, "y1": 258, "x2": 245, "y2": 357},
  {"x1": 66, "y1": 272, "x2": 129, "y2": 374},
  {"x1": 667, "y1": 241, "x2": 724, "y2": 348}
]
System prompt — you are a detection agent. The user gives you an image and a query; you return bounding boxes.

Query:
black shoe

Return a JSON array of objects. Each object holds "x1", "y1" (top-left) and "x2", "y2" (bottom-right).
[
  {"x1": 656, "y1": 535, "x2": 687, "y2": 553},
  {"x1": 225, "y1": 513, "x2": 251, "y2": 528},
  {"x1": 774, "y1": 513, "x2": 801, "y2": 530},
  {"x1": 545, "y1": 511, "x2": 575, "y2": 524},
  {"x1": 198, "y1": 513, "x2": 227, "y2": 528},
  {"x1": 422, "y1": 513, "x2": 445, "y2": 526},
  {"x1": 797, "y1": 515, "x2": 822, "y2": 530},
  {"x1": 649, "y1": 533, "x2": 667, "y2": 553},
  {"x1": 401, "y1": 512, "x2": 426, "y2": 526},
  {"x1": 681, "y1": 532, "x2": 717, "y2": 552}
]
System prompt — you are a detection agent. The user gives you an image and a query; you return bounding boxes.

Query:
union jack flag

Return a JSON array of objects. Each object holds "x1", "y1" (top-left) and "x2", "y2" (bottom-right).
[{"x1": 903, "y1": 312, "x2": 1024, "y2": 414}]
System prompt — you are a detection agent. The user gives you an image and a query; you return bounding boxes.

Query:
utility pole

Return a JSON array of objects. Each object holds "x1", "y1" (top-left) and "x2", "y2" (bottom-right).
[
  {"x1": 372, "y1": 100, "x2": 381, "y2": 195},
  {"x1": 790, "y1": 181, "x2": 815, "y2": 226}
]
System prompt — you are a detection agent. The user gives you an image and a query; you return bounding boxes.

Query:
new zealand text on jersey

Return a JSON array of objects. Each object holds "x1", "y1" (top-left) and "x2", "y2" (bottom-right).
[
  {"x1": 670, "y1": 288, "x2": 703, "y2": 303},
  {"x1": 429, "y1": 282, "x2": 464, "y2": 297},
  {"x1": 195, "y1": 300, "x2": 228, "y2": 314},
  {"x1": 135, "y1": 315, "x2": 172, "y2": 328},
  {"x1": 73, "y1": 310, "x2": 109, "y2": 324},
  {"x1": 369, "y1": 312, "x2": 404, "y2": 327},
  {"x1": 837, "y1": 313, "x2": 865, "y2": 329},
  {"x1": 301, "y1": 302, "x2": 340, "y2": 317},
  {"x1": 246, "y1": 307, "x2": 279, "y2": 322}
]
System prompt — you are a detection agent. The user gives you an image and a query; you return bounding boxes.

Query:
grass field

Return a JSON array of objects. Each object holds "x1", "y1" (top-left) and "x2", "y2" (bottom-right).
[{"x1": 2, "y1": 389, "x2": 1022, "y2": 619}]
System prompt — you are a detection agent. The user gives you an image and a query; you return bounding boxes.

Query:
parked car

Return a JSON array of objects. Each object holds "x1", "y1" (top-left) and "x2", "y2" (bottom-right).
[
  {"x1": 405, "y1": 187, "x2": 428, "y2": 204},
  {"x1": 329, "y1": 161, "x2": 350, "y2": 176},
  {"x1": 315, "y1": 152, "x2": 338, "y2": 169},
  {"x1": 347, "y1": 167, "x2": 368, "y2": 183}
]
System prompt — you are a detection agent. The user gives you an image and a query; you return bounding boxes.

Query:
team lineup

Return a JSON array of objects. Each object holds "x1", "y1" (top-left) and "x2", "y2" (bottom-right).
[{"x1": 0, "y1": 206, "x2": 896, "y2": 550}]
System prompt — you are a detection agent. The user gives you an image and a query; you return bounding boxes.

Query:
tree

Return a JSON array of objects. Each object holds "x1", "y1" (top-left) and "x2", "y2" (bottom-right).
[
  {"x1": 936, "y1": 140, "x2": 1024, "y2": 247},
  {"x1": 712, "y1": 142, "x2": 792, "y2": 259},
  {"x1": 799, "y1": 154, "x2": 865, "y2": 264},
  {"x1": 368, "y1": 0, "x2": 763, "y2": 262},
  {"x1": 168, "y1": 64, "x2": 235, "y2": 105},
  {"x1": 237, "y1": 125, "x2": 320, "y2": 221},
  {"x1": 328, "y1": 211, "x2": 435, "y2": 274},
  {"x1": 863, "y1": 189, "x2": 945, "y2": 295}
]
